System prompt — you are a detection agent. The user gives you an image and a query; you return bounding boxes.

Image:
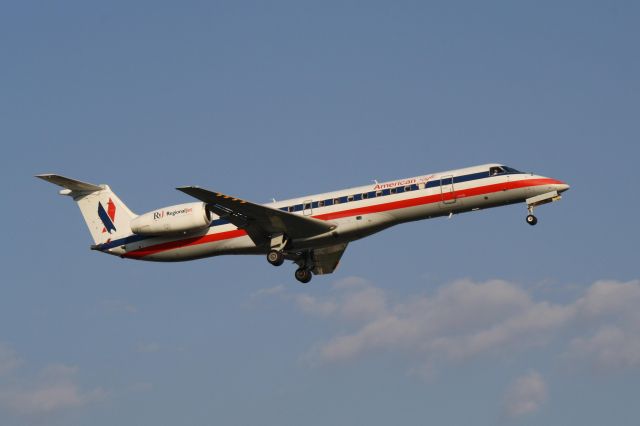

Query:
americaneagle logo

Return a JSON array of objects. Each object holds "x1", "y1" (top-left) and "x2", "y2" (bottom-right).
[{"x1": 98, "y1": 198, "x2": 117, "y2": 234}]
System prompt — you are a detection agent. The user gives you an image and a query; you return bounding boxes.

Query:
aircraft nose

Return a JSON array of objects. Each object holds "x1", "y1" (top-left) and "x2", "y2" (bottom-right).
[{"x1": 556, "y1": 182, "x2": 570, "y2": 193}]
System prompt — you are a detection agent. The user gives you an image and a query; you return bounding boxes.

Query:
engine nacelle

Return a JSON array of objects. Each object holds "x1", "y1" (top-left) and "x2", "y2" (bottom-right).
[{"x1": 130, "y1": 202, "x2": 211, "y2": 236}]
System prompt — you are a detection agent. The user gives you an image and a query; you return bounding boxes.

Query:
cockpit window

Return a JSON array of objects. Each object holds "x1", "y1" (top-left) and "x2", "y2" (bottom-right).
[
  {"x1": 489, "y1": 166, "x2": 504, "y2": 176},
  {"x1": 490, "y1": 166, "x2": 524, "y2": 176},
  {"x1": 502, "y1": 166, "x2": 523, "y2": 174}
]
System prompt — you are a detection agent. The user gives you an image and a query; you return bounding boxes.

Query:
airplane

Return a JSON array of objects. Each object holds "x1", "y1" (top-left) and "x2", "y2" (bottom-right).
[{"x1": 36, "y1": 164, "x2": 569, "y2": 283}]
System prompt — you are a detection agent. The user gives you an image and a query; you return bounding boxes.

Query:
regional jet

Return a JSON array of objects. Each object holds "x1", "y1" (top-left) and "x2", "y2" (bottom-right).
[{"x1": 36, "y1": 164, "x2": 569, "y2": 283}]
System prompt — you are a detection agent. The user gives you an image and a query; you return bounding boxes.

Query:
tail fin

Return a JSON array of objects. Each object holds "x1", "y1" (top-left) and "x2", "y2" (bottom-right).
[{"x1": 36, "y1": 174, "x2": 137, "y2": 244}]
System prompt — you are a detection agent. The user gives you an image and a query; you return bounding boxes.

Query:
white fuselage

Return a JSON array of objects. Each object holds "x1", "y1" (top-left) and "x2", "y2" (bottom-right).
[{"x1": 97, "y1": 163, "x2": 568, "y2": 262}]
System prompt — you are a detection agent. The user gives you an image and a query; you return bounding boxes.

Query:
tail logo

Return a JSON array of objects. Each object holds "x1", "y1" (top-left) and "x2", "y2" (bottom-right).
[{"x1": 98, "y1": 198, "x2": 117, "y2": 234}]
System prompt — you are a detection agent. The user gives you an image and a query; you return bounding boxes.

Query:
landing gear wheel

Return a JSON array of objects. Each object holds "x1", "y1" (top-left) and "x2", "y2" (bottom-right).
[
  {"x1": 267, "y1": 250, "x2": 284, "y2": 266},
  {"x1": 294, "y1": 268, "x2": 312, "y2": 284},
  {"x1": 526, "y1": 214, "x2": 538, "y2": 226}
]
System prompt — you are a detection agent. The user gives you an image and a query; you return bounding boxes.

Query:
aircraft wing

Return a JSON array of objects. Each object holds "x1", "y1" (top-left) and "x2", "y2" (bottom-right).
[
  {"x1": 312, "y1": 243, "x2": 348, "y2": 275},
  {"x1": 177, "y1": 186, "x2": 336, "y2": 245}
]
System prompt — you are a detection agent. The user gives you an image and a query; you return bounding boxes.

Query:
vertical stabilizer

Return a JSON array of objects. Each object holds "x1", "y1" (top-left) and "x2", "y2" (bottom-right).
[{"x1": 36, "y1": 174, "x2": 137, "y2": 244}]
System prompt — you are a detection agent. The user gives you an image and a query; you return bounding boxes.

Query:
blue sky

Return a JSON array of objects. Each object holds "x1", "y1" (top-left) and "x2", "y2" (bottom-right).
[{"x1": 2, "y1": 1, "x2": 639, "y2": 424}]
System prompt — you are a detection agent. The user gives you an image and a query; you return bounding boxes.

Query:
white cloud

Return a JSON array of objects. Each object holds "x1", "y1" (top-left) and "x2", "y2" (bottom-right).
[
  {"x1": 576, "y1": 280, "x2": 640, "y2": 320},
  {"x1": 332, "y1": 276, "x2": 372, "y2": 290},
  {"x1": 311, "y1": 279, "x2": 575, "y2": 364},
  {"x1": 566, "y1": 326, "x2": 640, "y2": 370},
  {"x1": 272, "y1": 277, "x2": 640, "y2": 375},
  {"x1": 250, "y1": 284, "x2": 286, "y2": 300},
  {"x1": 0, "y1": 343, "x2": 22, "y2": 376},
  {"x1": 0, "y1": 362, "x2": 106, "y2": 415},
  {"x1": 337, "y1": 285, "x2": 387, "y2": 321},
  {"x1": 293, "y1": 294, "x2": 338, "y2": 317},
  {"x1": 503, "y1": 371, "x2": 547, "y2": 417},
  {"x1": 566, "y1": 279, "x2": 640, "y2": 369},
  {"x1": 291, "y1": 278, "x2": 387, "y2": 321},
  {"x1": 1, "y1": 381, "x2": 106, "y2": 414},
  {"x1": 0, "y1": 344, "x2": 105, "y2": 416}
]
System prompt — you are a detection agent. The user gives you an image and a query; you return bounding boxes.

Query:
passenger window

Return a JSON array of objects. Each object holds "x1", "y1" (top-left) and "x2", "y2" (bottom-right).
[
  {"x1": 334, "y1": 198, "x2": 341, "y2": 204},
  {"x1": 304, "y1": 203, "x2": 311, "y2": 209},
  {"x1": 318, "y1": 200, "x2": 325, "y2": 207},
  {"x1": 390, "y1": 188, "x2": 396, "y2": 194},
  {"x1": 288, "y1": 206, "x2": 294, "y2": 212},
  {"x1": 376, "y1": 190, "x2": 383, "y2": 197},
  {"x1": 348, "y1": 195, "x2": 354, "y2": 202},
  {"x1": 362, "y1": 193, "x2": 368, "y2": 199},
  {"x1": 405, "y1": 186, "x2": 411, "y2": 191}
]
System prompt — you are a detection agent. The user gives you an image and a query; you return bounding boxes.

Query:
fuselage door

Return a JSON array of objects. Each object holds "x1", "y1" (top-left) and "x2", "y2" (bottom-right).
[
  {"x1": 303, "y1": 200, "x2": 313, "y2": 216},
  {"x1": 440, "y1": 175, "x2": 456, "y2": 204}
]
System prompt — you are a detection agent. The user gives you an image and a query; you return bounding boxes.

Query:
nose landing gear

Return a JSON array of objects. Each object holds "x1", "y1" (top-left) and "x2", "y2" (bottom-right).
[
  {"x1": 525, "y1": 190, "x2": 563, "y2": 227},
  {"x1": 526, "y1": 203, "x2": 539, "y2": 226}
]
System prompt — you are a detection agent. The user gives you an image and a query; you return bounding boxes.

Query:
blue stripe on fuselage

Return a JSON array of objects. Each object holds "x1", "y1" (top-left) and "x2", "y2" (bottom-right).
[{"x1": 97, "y1": 170, "x2": 513, "y2": 252}]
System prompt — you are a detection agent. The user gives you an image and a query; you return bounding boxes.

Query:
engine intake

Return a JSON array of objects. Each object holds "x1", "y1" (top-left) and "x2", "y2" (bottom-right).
[{"x1": 130, "y1": 202, "x2": 211, "y2": 236}]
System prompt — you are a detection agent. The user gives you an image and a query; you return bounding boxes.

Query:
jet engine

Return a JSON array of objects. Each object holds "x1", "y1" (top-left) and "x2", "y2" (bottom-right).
[{"x1": 130, "y1": 202, "x2": 211, "y2": 236}]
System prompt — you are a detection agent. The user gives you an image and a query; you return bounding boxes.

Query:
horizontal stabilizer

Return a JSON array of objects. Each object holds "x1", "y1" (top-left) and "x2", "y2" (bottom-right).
[{"x1": 35, "y1": 174, "x2": 103, "y2": 192}]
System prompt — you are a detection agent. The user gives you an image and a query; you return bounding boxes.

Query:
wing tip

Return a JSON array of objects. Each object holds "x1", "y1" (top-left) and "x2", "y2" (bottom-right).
[{"x1": 35, "y1": 173, "x2": 56, "y2": 179}]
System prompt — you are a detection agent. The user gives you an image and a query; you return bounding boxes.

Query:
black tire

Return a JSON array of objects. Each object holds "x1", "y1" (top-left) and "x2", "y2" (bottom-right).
[
  {"x1": 267, "y1": 250, "x2": 284, "y2": 266},
  {"x1": 295, "y1": 268, "x2": 312, "y2": 284},
  {"x1": 526, "y1": 214, "x2": 538, "y2": 226}
]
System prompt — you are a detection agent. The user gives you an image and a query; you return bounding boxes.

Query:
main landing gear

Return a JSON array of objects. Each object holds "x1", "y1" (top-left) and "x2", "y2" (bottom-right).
[
  {"x1": 266, "y1": 233, "x2": 287, "y2": 266},
  {"x1": 266, "y1": 250, "x2": 313, "y2": 283},
  {"x1": 294, "y1": 267, "x2": 312, "y2": 284},
  {"x1": 265, "y1": 233, "x2": 314, "y2": 283},
  {"x1": 267, "y1": 249, "x2": 285, "y2": 266}
]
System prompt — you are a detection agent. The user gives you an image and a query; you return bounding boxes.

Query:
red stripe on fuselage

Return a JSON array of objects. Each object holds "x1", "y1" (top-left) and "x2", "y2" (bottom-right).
[
  {"x1": 123, "y1": 177, "x2": 561, "y2": 259},
  {"x1": 122, "y1": 229, "x2": 247, "y2": 259},
  {"x1": 315, "y1": 177, "x2": 563, "y2": 221}
]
